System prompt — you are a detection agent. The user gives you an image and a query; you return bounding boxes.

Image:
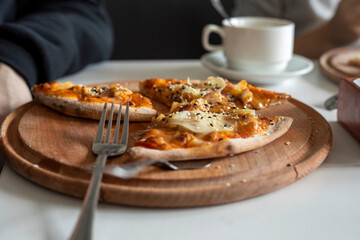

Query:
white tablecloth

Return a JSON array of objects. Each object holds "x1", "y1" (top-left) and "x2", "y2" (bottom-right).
[{"x1": 1, "y1": 60, "x2": 360, "y2": 240}]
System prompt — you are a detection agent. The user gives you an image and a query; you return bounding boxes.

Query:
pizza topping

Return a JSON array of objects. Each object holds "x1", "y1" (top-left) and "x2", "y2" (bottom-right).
[
  {"x1": 165, "y1": 77, "x2": 226, "y2": 101},
  {"x1": 170, "y1": 102, "x2": 184, "y2": 112},
  {"x1": 135, "y1": 112, "x2": 276, "y2": 150},
  {"x1": 174, "y1": 84, "x2": 201, "y2": 101},
  {"x1": 135, "y1": 102, "x2": 275, "y2": 150},
  {"x1": 135, "y1": 129, "x2": 203, "y2": 150},
  {"x1": 169, "y1": 98, "x2": 256, "y2": 117},
  {"x1": 110, "y1": 84, "x2": 133, "y2": 98},
  {"x1": 32, "y1": 81, "x2": 154, "y2": 109},
  {"x1": 167, "y1": 110, "x2": 235, "y2": 134},
  {"x1": 140, "y1": 77, "x2": 230, "y2": 106},
  {"x1": 196, "y1": 76, "x2": 226, "y2": 91},
  {"x1": 140, "y1": 77, "x2": 290, "y2": 110},
  {"x1": 224, "y1": 80, "x2": 290, "y2": 109}
]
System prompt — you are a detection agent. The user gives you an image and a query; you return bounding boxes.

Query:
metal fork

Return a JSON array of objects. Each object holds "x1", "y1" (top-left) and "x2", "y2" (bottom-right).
[{"x1": 70, "y1": 102, "x2": 129, "y2": 240}]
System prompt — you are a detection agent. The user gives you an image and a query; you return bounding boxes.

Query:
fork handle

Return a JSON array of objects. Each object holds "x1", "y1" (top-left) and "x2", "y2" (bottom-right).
[{"x1": 70, "y1": 153, "x2": 108, "y2": 240}]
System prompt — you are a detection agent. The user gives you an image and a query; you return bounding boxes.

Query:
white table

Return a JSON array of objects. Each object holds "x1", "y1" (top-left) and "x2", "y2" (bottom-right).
[{"x1": 1, "y1": 60, "x2": 360, "y2": 240}]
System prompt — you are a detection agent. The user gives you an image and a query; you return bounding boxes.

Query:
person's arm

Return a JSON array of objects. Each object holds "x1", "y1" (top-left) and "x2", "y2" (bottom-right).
[
  {"x1": 0, "y1": 63, "x2": 32, "y2": 122},
  {"x1": 0, "y1": 0, "x2": 113, "y2": 88},
  {"x1": 295, "y1": 0, "x2": 360, "y2": 59},
  {"x1": 0, "y1": 0, "x2": 113, "y2": 121}
]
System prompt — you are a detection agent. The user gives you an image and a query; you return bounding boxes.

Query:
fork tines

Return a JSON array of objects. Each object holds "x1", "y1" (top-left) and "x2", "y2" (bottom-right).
[{"x1": 94, "y1": 102, "x2": 129, "y2": 145}]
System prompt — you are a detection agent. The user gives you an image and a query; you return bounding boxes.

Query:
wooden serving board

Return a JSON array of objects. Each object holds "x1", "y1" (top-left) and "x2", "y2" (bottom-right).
[
  {"x1": 319, "y1": 46, "x2": 360, "y2": 83},
  {"x1": 0, "y1": 80, "x2": 332, "y2": 207}
]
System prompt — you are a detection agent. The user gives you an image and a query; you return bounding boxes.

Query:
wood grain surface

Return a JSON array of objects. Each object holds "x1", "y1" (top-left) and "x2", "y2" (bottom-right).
[{"x1": 0, "y1": 80, "x2": 332, "y2": 207}]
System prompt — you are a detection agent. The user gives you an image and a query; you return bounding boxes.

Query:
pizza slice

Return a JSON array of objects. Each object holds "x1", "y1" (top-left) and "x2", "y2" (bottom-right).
[
  {"x1": 139, "y1": 77, "x2": 290, "y2": 110},
  {"x1": 32, "y1": 81, "x2": 157, "y2": 121},
  {"x1": 129, "y1": 99, "x2": 293, "y2": 161}
]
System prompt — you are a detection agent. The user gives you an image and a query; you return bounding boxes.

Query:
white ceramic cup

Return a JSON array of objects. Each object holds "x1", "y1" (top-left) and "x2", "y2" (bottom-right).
[{"x1": 202, "y1": 17, "x2": 295, "y2": 73}]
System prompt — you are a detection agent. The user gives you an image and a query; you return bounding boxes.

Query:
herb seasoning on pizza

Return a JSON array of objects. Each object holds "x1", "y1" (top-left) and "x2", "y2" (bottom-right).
[
  {"x1": 32, "y1": 81, "x2": 157, "y2": 121},
  {"x1": 139, "y1": 77, "x2": 290, "y2": 110},
  {"x1": 129, "y1": 98, "x2": 293, "y2": 161}
]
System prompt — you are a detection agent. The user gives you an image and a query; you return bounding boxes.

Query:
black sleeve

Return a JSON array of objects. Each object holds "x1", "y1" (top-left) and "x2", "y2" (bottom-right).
[{"x1": 0, "y1": 0, "x2": 113, "y2": 87}]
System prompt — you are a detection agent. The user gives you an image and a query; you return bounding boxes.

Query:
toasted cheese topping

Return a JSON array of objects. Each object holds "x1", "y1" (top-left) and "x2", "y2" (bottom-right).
[
  {"x1": 140, "y1": 77, "x2": 290, "y2": 109},
  {"x1": 140, "y1": 77, "x2": 229, "y2": 106},
  {"x1": 135, "y1": 105, "x2": 275, "y2": 150},
  {"x1": 32, "y1": 81, "x2": 154, "y2": 108},
  {"x1": 198, "y1": 76, "x2": 226, "y2": 91},
  {"x1": 168, "y1": 110, "x2": 235, "y2": 134},
  {"x1": 224, "y1": 80, "x2": 290, "y2": 109},
  {"x1": 169, "y1": 97, "x2": 256, "y2": 116}
]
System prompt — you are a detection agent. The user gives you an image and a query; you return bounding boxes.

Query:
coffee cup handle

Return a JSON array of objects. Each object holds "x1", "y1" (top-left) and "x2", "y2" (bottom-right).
[{"x1": 202, "y1": 24, "x2": 225, "y2": 51}]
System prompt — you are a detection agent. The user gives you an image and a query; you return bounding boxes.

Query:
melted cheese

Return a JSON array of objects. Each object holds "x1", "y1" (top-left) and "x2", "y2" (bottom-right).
[
  {"x1": 177, "y1": 85, "x2": 201, "y2": 99},
  {"x1": 198, "y1": 76, "x2": 226, "y2": 91},
  {"x1": 165, "y1": 77, "x2": 227, "y2": 102},
  {"x1": 170, "y1": 102, "x2": 184, "y2": 112},
  {"x1": 168, "y1": 110, "x2": 235, "y2": 134},
  {"x1": 232, "y1": 108, "x2": 256, "y2": 116}
]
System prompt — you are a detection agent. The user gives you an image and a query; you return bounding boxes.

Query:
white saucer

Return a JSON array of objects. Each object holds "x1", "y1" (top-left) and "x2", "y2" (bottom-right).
[{"x1": 200, "y1": 51, "x2": 314, "y2": 85}]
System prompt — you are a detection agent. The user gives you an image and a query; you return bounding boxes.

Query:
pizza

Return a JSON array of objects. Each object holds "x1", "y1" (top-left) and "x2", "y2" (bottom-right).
[
  {"x1": 32, "y1": 77, "x2": 293, "y2": 161},
  {"x1": 139, "y1": 77, "x2": 290, "y2": 110},
  {"x1": 130, "y1": 77, "x2": 293, "y2": 160},
  {"x1": 129, "y1": 98, "x2": 293, "y2": 161},
  {"x1": 32, "y1": 81, "x2": 157, "y2": 121}
]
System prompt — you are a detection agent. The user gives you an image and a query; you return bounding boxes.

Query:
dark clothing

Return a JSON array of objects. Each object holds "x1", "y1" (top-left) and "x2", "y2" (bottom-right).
[{"x1": 0, "y1": 0, "x2": 113, "y2": 87}]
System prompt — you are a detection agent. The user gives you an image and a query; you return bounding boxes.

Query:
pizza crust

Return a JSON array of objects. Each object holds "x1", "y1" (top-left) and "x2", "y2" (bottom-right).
[
  {"x1": 33, "y1": 92, "x2": 157, "y2": 121},
  {"x1": 128, "y1": 116, "x2": 293, "y2": 161}
]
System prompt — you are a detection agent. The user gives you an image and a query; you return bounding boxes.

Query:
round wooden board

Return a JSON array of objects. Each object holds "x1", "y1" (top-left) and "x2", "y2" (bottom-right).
[
  {"x1": 319, "y1": 46, "x2": 360, "y2": 83},
  {"x1": 330, "y1": 49, "x2": 360, "y2": 77},
  {"x1": 0, "y1": 81, "x2": 332, "y2": 207}
]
